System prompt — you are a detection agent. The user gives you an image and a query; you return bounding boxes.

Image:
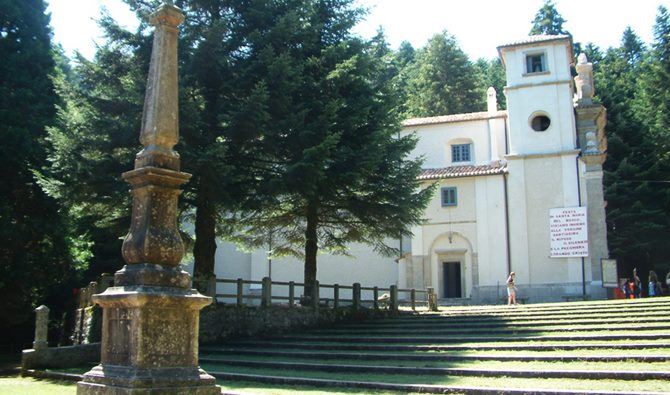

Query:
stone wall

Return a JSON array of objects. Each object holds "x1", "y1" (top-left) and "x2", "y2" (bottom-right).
[
  {"x1": 200, "y1": 305, "x2": 397, "y2": 344},
  {"x1": 22, "y1": 343, "x2": 100, "y2": 371}
]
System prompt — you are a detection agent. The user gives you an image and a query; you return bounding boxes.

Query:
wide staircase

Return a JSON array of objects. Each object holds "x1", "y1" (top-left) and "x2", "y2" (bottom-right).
[{"x1": 202, "y1": 297, "x2": 670, "y2": 394}]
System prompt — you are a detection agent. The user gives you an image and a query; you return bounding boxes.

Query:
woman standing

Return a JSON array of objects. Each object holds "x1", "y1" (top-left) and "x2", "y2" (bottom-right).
[{"x1": 507, "y1": 272, "x2": 517, "y2": 306}]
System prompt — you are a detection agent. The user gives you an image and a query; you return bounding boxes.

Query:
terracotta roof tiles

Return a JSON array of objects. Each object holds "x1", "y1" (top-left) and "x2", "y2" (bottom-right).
[
  {"x1": 418, "y1": 163, "x2": 508, "y2": 181},
  {"x1": 403, "y1": 110, "x2": 507, "y2": 127}
]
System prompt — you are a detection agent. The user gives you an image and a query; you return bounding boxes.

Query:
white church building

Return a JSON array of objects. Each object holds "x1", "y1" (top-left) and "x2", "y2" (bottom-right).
[{"x1": 201, "y1": 34, "x2": 610, "y2": 304}]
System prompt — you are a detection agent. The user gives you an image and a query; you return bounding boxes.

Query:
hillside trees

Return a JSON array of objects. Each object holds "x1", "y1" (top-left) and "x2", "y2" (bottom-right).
[
  {"x1": 0, "y1": 0, "x2": 75, "y2": 336},
  {"x1": 529, "y1": 0, "x2": 568, "y2": 36},
  {"x1": 404, "y1": 31, "x2": 485, "y2": 117}
]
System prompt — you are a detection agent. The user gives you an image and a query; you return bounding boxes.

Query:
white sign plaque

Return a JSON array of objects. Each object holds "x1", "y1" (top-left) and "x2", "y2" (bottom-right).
[{"x1": 550, "y1": 207, "x2": 588, "y2": 258}]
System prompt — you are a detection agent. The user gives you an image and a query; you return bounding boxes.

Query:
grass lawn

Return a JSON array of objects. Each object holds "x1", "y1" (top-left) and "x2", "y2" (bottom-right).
[
  {"x1": 205, "y1": 364, "x2": 670, "y2": 393},
  {"x1": 203, "y1": 354, "x2": 670, "y2": 371},
  {"x1": 0, "y1": 377, "x2": 76, "y2": 395}
]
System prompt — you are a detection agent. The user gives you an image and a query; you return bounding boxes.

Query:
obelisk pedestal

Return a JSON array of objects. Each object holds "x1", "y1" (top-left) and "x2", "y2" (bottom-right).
[{"x1": 77, "y1": 3, "x2": 219, "y2": 394}]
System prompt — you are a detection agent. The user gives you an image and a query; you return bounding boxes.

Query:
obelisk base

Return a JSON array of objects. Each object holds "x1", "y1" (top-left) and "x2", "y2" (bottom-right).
[{"x1": 77, "y1": 268, "x2": 219, "y2": 394}]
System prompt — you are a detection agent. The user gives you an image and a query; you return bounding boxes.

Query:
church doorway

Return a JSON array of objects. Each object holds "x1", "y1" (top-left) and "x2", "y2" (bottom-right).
[{"x1": 442, "y1": 261, "x2": 462, "y2": 298}]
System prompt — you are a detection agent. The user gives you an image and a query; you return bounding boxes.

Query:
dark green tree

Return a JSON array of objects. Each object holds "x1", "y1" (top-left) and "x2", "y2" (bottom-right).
[
  {"x1": 43, "y1": 14, "x2": 150, "y2": 279},
  {"x1": 0, "y1": 0, "x2": 74, "y2": 337},
  {"x1": 529, "y1": 0, "x2": 568, "y2": 36},
  {"x1": 229, "y1": 0, "x2": 432, "y2": 295},
  {"x1": 631, "y1": 6, "x2": 670, "y2": 275},
  {"x1": 594, "y1": 24, "x2": 670, "y2": 280},
  {"x1": 404, "y1": 31, "x2": 485, "y2": 117},
  {"x1": 475, "y1": 57, "x2": 506, "y2": 109}
]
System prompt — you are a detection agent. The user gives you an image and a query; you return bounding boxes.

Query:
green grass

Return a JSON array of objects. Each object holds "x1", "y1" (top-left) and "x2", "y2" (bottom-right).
[
  {"x1": 205, "y1": 346, "x2": 670, "y2": 357},
  {"x1": 205, "y1": 364, "x2": 670, "y2": 392},
  {"x1": 0, "y1": 377, "x2": 76, "y2": 395},
  {"x1": 203, "y1": 354, "x2": 670, "y2": 371}
]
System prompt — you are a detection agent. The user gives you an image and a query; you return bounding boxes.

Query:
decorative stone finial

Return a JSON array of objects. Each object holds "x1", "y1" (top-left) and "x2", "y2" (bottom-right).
[
  {"x1": 578, "y1": 53, "x2": 588, "y2": 65},
  {"x1": 574, "y1": 53, "x2": 594, "y2": 104},
  {"x1": 487, "y1": 87, "x2": 497, "y2": 113}
]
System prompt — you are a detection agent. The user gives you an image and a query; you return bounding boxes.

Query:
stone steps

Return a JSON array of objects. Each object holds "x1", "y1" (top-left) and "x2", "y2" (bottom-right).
[
  {"x1": 337, "y1": 316, "x2": 670, "y2": 329},
  {"x1": 263, "y1": 332, "x2": 670, "y2": 344},
  {"x1": 312, "y1": 323, "x2": 670, "y2": 335},
  {"x1": 202, "y1": 297, "x2": 670, "y2": 393},
  {"x1": 201, "y1": 358, "x2": 670, "y2": 380},
  {"x1": 207, "y1": 371, "x2": 670, "y2": 395},
  {"x1": 200, "y1": 348, "x2": 670, "y2": 363},
  {"x1": 204, "y1": 340, "x2": 670, "y2": 352}
]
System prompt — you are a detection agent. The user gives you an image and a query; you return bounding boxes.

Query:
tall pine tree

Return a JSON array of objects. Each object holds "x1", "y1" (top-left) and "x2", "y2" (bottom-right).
[
  {"x1": 404, "y1": 31, "x2": 485, "y2": 117},
  {"x1": 229, "y1": 0, "x2": 432, "y2": 295},
  {"x1": 0, "y1": 0, "x2": 74, "y2": 338}
]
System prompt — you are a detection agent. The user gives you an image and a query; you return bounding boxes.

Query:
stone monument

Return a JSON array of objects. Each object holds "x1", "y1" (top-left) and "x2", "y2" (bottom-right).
[
  {"x1": 77, "y1": 2, "x2": 220, "y2": 394},
  {"x1": 574, "y1": 53, "x2": 609, "y2": 300}
]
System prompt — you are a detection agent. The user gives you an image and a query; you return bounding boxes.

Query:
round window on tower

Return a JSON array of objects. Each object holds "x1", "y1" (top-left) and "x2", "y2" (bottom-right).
[{"x1": 530, "y1": 113, "x2": 551, "y2": 132}]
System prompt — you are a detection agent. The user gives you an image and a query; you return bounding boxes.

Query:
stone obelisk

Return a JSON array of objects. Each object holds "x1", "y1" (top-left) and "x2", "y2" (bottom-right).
[{"x1": 77, "y1": 2, "x2": 220, "y2": 394}]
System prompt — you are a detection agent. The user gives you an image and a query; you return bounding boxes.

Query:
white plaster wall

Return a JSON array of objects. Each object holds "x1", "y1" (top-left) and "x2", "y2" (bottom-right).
[
  {"x1": 246, "y1": 241, "x2": 400, "y2": 301},
  {"x1": 507, "y1": 154, "x2": 582, "y2": 287},
  {"x1": 502, "y1": 42, "x2": 572, "y2": 87},
  {"x1": 402, "y1": 120, "x2": 497, "y2": 168},
  {"x1": 474, "y1": 176, "x2": 508, "y2": 288},
  {"x1": 506, "y1": 84, "x2": 576, "y2": 155}
]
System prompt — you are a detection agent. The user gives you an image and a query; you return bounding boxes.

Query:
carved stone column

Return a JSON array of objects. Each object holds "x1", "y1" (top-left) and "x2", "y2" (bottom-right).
[
  {"x1": 77, "y1": 3, "x2": 219, "y2": 394},
  {"x1": 574, "y1": 54, "x2": 609, "y2": 299}
]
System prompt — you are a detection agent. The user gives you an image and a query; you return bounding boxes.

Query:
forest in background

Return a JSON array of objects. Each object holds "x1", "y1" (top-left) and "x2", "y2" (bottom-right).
[{"x1": 2, "y1": 0, "x2": 669, "y2": 345}]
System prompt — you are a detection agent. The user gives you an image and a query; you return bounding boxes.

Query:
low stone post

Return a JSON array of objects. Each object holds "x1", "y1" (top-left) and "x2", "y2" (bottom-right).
[
  {"x1": 33, "y1": 305, "x2": 49, "y2": 350},
  {"x1": 288, "y1": 281, "x2": 295, "y2": 307},
  {"x1": 427, "y1": 287, "x2": 438, "y2": 312},
  {"x1": 333, "y1": 284, "x2": 339, "y2": 309},
  {"x1": 353, "y1": 283, "x2": 361, "y2": 310},
  {"x1": 373, "y1": 287, "x2": 379, "y2": 310},
  {"x1": 311, "y1": 280, "x2": 320, "y2": 309},
  {"x1": 236, "y1": 278, "x2": 244, "y2": 307},
  {"x1": 261, "y1": 277, "x2": 272, "y2": 307},
  {"x1": 390, "y1": 285, "x2": 399, "y2": 311},
  {"x1": 411, "y1": 289, "x2": 416, "y2": 311}
]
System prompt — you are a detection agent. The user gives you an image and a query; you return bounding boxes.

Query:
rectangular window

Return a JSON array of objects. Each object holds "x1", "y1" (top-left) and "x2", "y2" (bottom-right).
[
  {"x1": 525, "y1": 53, "x2": 546, "y2": 74},
  {"x1": 451, "y1": 144, "x2": 471, "y2": 162},
  {"x1": 441, "y1": 187, "x2": 457, "y2": 207}
]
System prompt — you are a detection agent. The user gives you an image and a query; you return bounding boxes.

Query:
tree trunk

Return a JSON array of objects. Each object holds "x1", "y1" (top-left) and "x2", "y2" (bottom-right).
[
  {"x1": 193, "y1": 180, "x2": 217, "y2": 295},
  {"x1": 303, "y1": 201, "x2": 318, "y2": 303}
]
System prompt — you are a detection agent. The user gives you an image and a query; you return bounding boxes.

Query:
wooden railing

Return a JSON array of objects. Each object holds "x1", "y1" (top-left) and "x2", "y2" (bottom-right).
[{"x1": 215, "y1": 277, "x2": 432, "y2": 311}]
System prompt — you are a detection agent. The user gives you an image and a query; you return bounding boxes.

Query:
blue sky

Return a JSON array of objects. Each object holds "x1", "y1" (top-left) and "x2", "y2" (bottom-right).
[{"x1": 47, "y1": 0, "x2": 670, "y2": 61}]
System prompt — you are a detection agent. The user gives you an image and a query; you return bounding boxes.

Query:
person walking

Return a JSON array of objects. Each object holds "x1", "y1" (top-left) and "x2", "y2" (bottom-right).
[
  {"x1": 649, "y1": 271, "x2": 659, "y2": 297},
  {"x1": 633, "y1": 268, "x2": 642, "y2": 298},
  {"x1": 507, "y1": 272, "x2": 517, "y2": 306}
]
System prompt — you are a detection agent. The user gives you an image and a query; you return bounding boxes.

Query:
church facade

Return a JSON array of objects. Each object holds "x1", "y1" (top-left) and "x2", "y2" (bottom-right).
[{"x1": 201, "y1": 34, "x2": 609, "y2": 304}]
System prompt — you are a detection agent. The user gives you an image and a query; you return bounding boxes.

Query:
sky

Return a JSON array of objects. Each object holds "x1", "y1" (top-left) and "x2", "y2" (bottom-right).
[{"x1": 47, "y1": 0, "x2": 670, "y2": 61}]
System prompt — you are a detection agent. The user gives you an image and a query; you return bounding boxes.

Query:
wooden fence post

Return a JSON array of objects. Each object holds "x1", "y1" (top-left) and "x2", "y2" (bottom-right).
[
  {"x1": 236, "y1": 278, "x2": 243, "y2": 307},
  {"x1": 261, "y1": 277, "x2": 272, "y2": 307},
  {"x1": 411, "y1": 289, "x2": 416, "y2": 311},
  {"x1": 427, "y1": 287, "x2": 438, "y2": 311},
  {"x1": 390, "y1": 285, "x2": 398, "y2": 312},
  {"x1": 288, "y1": 281, "x2": 295, "y2": 307},
  {"x1": 333, "y1": 284, "x2": 339, "y2": 309},
  {"x1": 353, "y1": 283, "x2": 361, "y2": 310},
  {"x1": 311, "y1": 280, "x2": 319, "y2": 309},
  {"x1": 373, "y1": 286, "x2": 379, "y2": 310}
]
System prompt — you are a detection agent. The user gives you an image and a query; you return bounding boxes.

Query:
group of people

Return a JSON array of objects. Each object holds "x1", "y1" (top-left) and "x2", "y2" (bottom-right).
[
  {"x1": 506, "y1": 268, "x2": 669, "y2": 305},
  {"x1": 621, "y1": 268, "x2": 669, "y2": 299}
]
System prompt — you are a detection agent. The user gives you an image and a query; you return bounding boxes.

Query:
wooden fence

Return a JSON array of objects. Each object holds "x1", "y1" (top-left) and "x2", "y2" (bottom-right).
[{"x1": 215, "y1": 277, "x2": 433, "y2": 311}]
